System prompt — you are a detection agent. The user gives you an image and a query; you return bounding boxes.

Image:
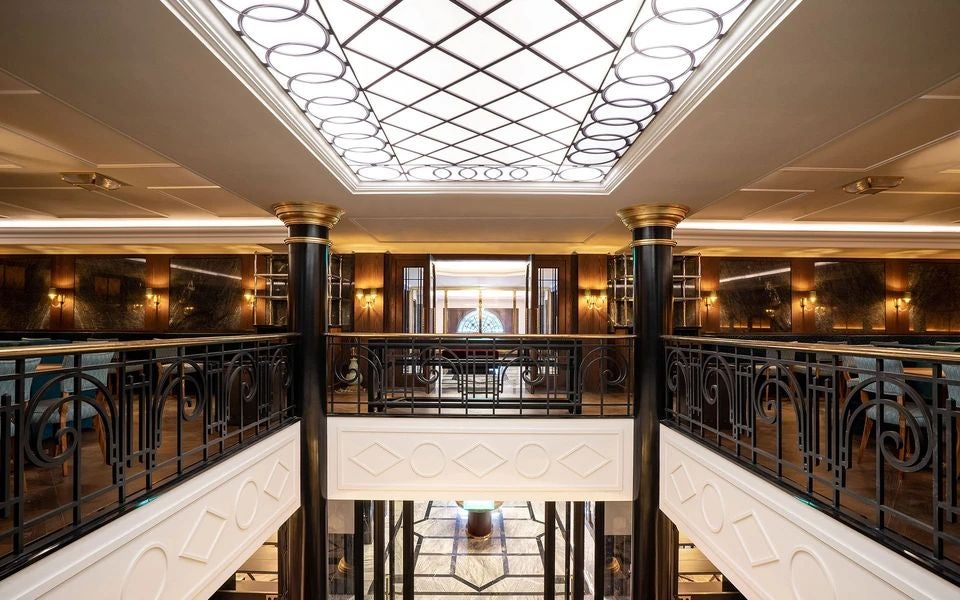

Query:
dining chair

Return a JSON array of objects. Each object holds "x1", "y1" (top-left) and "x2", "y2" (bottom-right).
[
  {"x1": 940, "y1": 364, "x2": 960, "y2": 466},
  {"x1": 1, "y1": 358, "x2": 42, "y2": 495},
  {"x1": 52, "y1": 351, "x2": 115, "y2": 475},
  {"x1": 849, "y1": 356, "x2": 925, "y2": 465}
]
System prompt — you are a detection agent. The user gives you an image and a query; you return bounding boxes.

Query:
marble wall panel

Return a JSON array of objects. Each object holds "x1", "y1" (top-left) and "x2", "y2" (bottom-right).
[
  {"x1": 74, "y1": 257, "x2": 146, "y2": 330},
  {"x1": 718, "y1": 260, "x2": 792, "y2": 332},
  {"x1": 908, "y1": 262, "x2": 960, "y2": 333},
  {"x1": 813, "y1": 261, "x2": 885, "y2": 332},
  {"x1": 169, "y1": 257, "x2": 242, "y2": 331},
  {"x1": 0, "y1": 256, "x2": 51, "y2": 330}
]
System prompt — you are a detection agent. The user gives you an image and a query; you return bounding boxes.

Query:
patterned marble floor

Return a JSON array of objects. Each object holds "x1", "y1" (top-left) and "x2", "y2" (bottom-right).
[{"x1": 408, "y1": 500, "x2": 585, "y2": 599}]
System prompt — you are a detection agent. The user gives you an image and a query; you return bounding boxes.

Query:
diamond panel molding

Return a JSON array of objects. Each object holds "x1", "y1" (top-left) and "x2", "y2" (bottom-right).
[
  {"x1": 209, "y1": 0, "x2": 754, "y2": 183},
  {"x1": 0, "y1": 424, "x2": 300, "y2": 600},
  {"x1": 328, "y1": 416, "x2": 633, "y2": 500},
  {"x1": 659, "y1": 426, "x2": 960, "y2": 600}
]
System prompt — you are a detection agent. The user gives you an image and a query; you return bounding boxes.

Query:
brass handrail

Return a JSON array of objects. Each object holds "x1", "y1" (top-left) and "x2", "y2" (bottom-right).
[
  {"x1": 0, "y1": 333, "x2": 297, "y2": 359},
  {"x1": 326, "y1": 332, "x2": 635, "y2": 340},
  {"x1": 665, "y1": 335, "x2": 960, "y2": 363}
]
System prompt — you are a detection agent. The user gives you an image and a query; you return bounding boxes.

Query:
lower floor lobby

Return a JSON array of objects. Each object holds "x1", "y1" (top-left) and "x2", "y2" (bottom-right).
[{"x1": 216, "y1": 500, "x2": 735, "y2": 600}]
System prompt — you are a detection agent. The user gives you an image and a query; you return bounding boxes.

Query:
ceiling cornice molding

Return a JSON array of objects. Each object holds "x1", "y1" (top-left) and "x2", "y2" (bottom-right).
[
  {"x1": 161, "y1": 0, "x2": 799, "y2": 196},
  {"x1": 160, "y1": 0, "x2": 360, "y2": 192},
  {"x1": 603, "y1": 0, "x2": 803, "y2": 192}
]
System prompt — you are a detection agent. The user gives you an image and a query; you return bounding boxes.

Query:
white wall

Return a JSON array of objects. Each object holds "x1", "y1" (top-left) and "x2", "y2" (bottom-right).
[
  {"x1": 0, "y1": 423, "x2": 300, "y2": 600},
  {"x1": 660, "y1": 425, "x2": 958, "y2": 600},
  {"x1": 328, "y1": 416, "x2": 633, "y2": 501}
]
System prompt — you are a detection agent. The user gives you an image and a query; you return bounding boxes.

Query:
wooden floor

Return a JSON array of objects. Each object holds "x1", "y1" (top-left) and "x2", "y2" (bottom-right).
[
  {"x1": 0, "y1": 400, "x2": 242, "y2": 564},
  {"x1": 717, "y1": 397, "x2": 960, "y2": 568}
]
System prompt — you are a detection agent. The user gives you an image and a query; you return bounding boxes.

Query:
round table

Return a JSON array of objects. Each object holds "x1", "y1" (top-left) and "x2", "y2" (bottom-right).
[{"x1": 456, "y1": 500, "x2": 503, "y2": 540}]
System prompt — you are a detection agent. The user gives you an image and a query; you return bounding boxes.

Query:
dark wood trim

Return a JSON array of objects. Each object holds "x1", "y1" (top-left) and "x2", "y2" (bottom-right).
[
  {"x1": 573, "y1": 501, "x2": 585, "y2": 599},
  {"x1": 354, "y1": 253, "x2": 386, "y2": 333},
  {"x1": 402, "y1": 501, "x2": 414, "y2": 600},
  {"x1": 354, "y1": 500, "x2": 365, "y2": 599},
  {"x1": 594, "y1": 501, "x2": 605, "y2": 600},
  {"x1": 544, "y1": 501, "x2": 555, "y2": 600},
  {"x1": 374, "y1": 500, "x2": 385, "y2": 599},
  {"x1": 384, "y1": 254, "x2": 429, "y2": 333}
]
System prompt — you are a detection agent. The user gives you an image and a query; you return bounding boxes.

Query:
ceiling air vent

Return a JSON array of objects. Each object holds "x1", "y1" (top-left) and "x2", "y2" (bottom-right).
[
  {"x1": 841, "y1": 176, "x2": 903, "y2": 194},
  {"x1": 60, "y1": 172, "x2": 124, "y2": 191}
]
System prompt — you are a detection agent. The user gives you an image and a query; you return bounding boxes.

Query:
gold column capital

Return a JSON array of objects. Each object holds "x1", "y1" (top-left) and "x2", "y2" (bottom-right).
[
  {"x1": 272, "y1": 202, "x2": 345, "y2": 228},
  {"x1": 616, "y1": 204, "x2": 690, "y2": 230}
]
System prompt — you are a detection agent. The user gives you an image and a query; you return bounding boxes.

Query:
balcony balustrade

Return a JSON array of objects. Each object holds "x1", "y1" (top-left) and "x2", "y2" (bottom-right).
[
  {"x1": 664, "y1": 335, "x2": 960, "y2": 583},
  {"x1": 326, "y1": 333, "x2": 634, "y2": 417},
  {"x1": 0, "y1": 334, "x2": 296, "y2": 578}
]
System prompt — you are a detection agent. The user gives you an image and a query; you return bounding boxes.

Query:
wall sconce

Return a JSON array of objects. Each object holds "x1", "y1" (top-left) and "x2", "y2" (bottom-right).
[
  {"x1": 800, "y1": 291, "x2": 817, "y2": 313},
  {"x1": 582, "y1": 289, "x2": 606, "y2": 311},
  {"x1": 48, "y1": 287, "x2": 65, "y2": 309},
  {"x1": 48, "y1": 288, "x2": 65, "y2": 321},
  {"x1": 703, "y1": 291, "x2": 718, "y2": 321},
  {"x1": 356, "y1": 288, "x2": 379, "y2": 310},
  {"x1": 145, "y1": 287, "x2": 161, "y2": 316},
  {"x1": 243, "y1": 289, "x2": 256, "y2": 306},
  {"x1": 894, "y1": 292, "x2": 912, "y2": 313}
]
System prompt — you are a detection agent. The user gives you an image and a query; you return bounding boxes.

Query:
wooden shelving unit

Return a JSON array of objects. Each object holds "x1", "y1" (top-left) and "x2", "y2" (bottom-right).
[
  {"x1": 252, "y1": 252, "x2": 355, "y2": 330},
  {"x1": 606, "y1": 251, "x2": 702, "y2": 331},
  {"x1": 253, "y1": 252, "x2": 289, "y2": 328}
]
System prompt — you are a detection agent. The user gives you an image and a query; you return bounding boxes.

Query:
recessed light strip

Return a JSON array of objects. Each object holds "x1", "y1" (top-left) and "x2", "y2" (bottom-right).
[
  {"x1": 0, "y1": 218, "x2": 282, "y2": 229},
  {"x1": 678, "y1": 221, "x2": 960, "y2": 234}
]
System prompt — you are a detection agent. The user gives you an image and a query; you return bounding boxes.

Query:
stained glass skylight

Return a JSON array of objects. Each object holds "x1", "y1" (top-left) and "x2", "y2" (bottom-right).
[{"x1": 211, "y1": 0, "x2": 753, "y2": 183}]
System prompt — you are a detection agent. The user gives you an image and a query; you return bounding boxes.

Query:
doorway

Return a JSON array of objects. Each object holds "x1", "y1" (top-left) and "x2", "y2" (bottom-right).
[{"x1": 431, "y1": 259, "x2": 531, "y2": 334}]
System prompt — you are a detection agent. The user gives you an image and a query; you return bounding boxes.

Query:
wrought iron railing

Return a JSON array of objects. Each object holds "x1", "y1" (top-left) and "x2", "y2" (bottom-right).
[
  {"x1": 664, "y1": 335, "x2": 960, "y2": 582},
  {"x1": 0, "y1": 334, "x2": 295, "y2": 578},
  {"x1": 328, "y1": 334, "x2": 633, "y2": 416}
]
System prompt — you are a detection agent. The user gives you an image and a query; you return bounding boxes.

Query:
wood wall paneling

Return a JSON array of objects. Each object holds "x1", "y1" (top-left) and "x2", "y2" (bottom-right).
[
  {"x1": 51, "y1": 256, "x2": 75, "y2": 330},
  {"x1": 577, "y1": 254, "x2": 607, "y2": 335},
  {"x1": 355, "y1": 253, "x2": 386, "y2": 333},
  {"x1": 145, "y1": 256, "x2": 170, "y2": 331},
  {"x1": 699, "y1": 257, "x2": 721, "y2": 333},
  {"x1": 791, "y1": 259, "x2": 815, "y2": 334},
  {"x1": 885, "y1": 259, "x2": 909, "y2": 334},
  {"x1": 532, "y1": 255, "x2": 574, "y2": 334}
]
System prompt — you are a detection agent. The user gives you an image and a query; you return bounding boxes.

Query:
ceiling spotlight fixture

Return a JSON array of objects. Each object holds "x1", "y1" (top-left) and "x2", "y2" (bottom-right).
[
  {"x1": 841, "y1": 176, "x2": 904, "y2": 195},
  {"x1": 60, "y1": 172, "x2": 125, "y2": 191}
]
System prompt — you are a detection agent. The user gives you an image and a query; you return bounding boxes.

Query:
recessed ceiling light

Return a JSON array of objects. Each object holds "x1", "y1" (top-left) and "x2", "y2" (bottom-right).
[
  {"x1": 841, "y1": 176, "x2": 904, "y2": 194},
  {"x1": 60, "y1": 172, "x2": 125, "y2": 191}
]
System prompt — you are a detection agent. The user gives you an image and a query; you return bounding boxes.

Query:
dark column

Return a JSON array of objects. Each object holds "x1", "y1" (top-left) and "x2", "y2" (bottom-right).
[
  {"x1": 273, "y1": 202, "x2": 345, "y2": 600},
  {"x1": 617, "y1": 204, "x2": 689, "y2": 600}
]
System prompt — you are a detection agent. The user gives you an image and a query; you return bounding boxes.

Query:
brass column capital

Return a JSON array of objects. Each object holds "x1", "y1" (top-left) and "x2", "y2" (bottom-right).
[
  {"x1": 272, "y1": 202, "x2": 345, "y2": 228},
  {"x1": 616, "y1": 204, "x2": 689, "y2": 230}
]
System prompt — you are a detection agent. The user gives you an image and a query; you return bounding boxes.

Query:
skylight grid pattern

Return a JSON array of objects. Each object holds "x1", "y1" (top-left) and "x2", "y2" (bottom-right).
[{"x1": 211, "y1": 0, "x2": 754, "y2": 184}]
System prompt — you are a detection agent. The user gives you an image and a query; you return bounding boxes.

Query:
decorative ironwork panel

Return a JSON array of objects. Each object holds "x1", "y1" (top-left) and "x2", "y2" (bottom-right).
[
  {"x1": 664, "y1": 335, "x2": 960, "y2": 584},
  {"x1": 328, "y1": 334, "x2": 632, "y2": 416},
  {"x1": 0, "y1": 334, "x2": 295, "y2": 578}
]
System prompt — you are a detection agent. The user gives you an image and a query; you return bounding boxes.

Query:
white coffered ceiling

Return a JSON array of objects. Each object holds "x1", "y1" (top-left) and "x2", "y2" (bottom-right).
[{"x1": 0, "y1": 0, "x2": 959, "y2": 256}]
